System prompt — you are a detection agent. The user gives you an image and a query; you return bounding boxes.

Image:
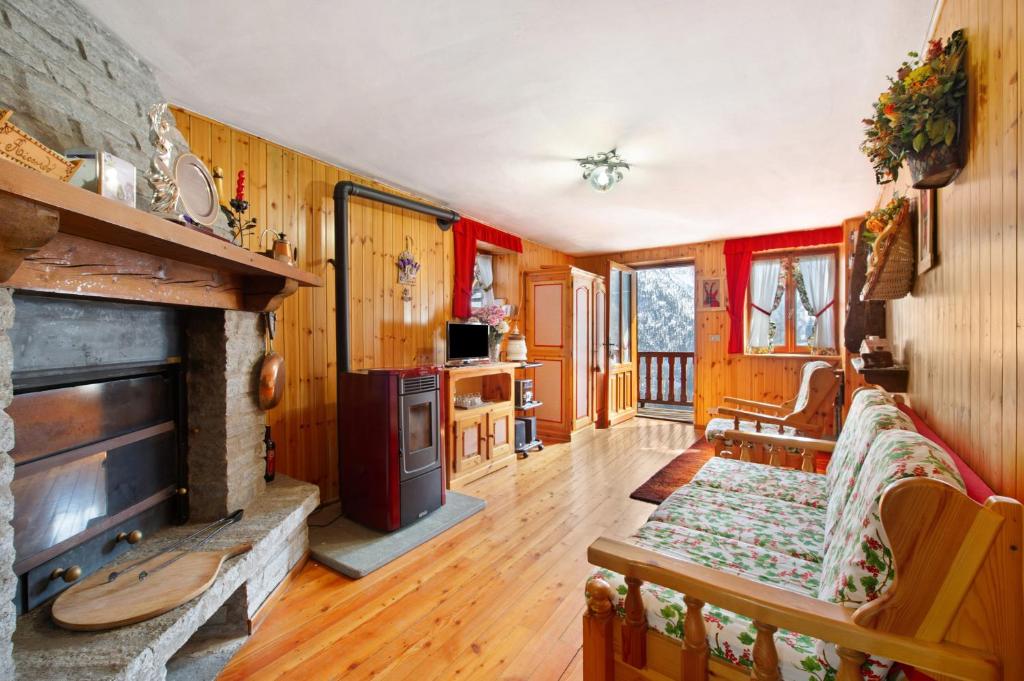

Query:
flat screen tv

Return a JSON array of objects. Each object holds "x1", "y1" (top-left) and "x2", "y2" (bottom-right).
[{"x1": 446, "y1": 322, "x2": 490, "y2": 363}]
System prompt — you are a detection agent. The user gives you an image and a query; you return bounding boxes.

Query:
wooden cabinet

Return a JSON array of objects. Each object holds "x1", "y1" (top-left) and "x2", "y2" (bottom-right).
[
  {"x1": 524, "y1": 266, "x2": 605, "y2": 442},
  {"x1": 443, "y1": 363, "x2": 518, "y2": 489}
]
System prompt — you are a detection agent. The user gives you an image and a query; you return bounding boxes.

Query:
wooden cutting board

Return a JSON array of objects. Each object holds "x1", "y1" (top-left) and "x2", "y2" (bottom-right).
[{"x1": 52, "y1": 542, "x2": 252, "y2": 631}]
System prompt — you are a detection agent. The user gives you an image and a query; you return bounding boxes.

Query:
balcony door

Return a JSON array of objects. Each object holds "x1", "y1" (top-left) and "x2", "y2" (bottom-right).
[{"x1": 605, "y1": 261, "x2": 637, "y2": 426}]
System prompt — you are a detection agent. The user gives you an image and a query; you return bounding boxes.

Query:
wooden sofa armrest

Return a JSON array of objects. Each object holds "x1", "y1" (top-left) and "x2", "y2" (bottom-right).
[
  {"x1": 719, "y1": 429, "x2": 836, "y2": 453},
  {"x1": 713, "y1": 406, "x2": 788, "y2": 425},
  {"x1": 722, "y1": 396, "x2": 786, "y2": 414},
  {"x1": 587, "y1": 536, "x2": 998, "y2": 681}
]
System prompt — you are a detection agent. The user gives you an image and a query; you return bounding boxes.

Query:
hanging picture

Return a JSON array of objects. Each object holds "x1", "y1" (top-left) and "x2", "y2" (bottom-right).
[
  {"x1": 916, "y1": 188, "x2": 937, "y2": 275},
  {"x1": 696, "y1": 276, "x2": 725, "y2": 311}
]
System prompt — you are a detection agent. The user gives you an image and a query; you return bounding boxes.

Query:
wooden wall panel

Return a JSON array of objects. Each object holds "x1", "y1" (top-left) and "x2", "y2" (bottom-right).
[
  {"x1": 884, "y1": 0, "x2": 1021, "y2": 499},
  {"x1": 171, "y1": 107, "x2": 572, "y2": 503}
]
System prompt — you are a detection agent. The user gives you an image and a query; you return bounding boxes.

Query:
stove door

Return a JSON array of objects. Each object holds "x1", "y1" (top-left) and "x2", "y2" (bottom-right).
[{"x1": 399, "y1": 390, "x2": 440, "y2": 481}]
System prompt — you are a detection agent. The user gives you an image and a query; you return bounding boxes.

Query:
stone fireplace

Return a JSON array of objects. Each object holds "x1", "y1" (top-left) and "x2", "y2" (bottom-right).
[{"x1": 0, "y1": 1, "x2": 321, "y2": 676}]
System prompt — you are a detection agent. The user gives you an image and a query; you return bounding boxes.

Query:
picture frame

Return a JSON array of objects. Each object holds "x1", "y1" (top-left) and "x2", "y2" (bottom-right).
[
  {"x1": 916, "y1": 188, "x2": 937, "y2": 275},
  {"x1": 696, "y1": 276, "x2": 726, "y2": 311}
]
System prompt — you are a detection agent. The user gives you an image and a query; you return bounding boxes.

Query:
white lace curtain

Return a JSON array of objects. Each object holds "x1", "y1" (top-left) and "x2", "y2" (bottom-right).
[
  {"x1": 748, "y1": 258, "x2": 782, "y2": 350},
  {"x1": 797, "y1": 254, "x2": 836, "y2": 353},
  {"x1": 471, "y1": 253, "x2": 494, "y2": 307}
]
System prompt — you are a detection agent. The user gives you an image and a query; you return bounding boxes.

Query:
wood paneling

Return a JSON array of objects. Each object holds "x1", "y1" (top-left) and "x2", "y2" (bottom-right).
[
  {"x1": 172, "y1": 108, "x2": 572, "y2": 503},
  {"x1": 577, "y1": 241, "x2": 843, "y2": 431},
  {"x1": 885, "y1": 0, "x2": 1022, "y2": 500}
]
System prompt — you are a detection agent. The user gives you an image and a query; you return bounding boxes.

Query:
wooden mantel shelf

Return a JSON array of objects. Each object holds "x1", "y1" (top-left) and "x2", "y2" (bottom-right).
[{"x1": 0, "y1": 161, "x2": 322, "y2": 312}]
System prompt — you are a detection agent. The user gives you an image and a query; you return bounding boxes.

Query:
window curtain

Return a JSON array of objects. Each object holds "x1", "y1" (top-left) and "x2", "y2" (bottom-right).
[
  {"x1": 797, "y1": 254, "x2": 836, "y2": 353},
  {"x1": 748, "y1": 258, "x2": 783, "y2": 350},
  {"x1": 723, "y1": 226, "x2": 842, "y2": 353},
  {"x1": 453, "y1": 218, "x2": 523, "y2": 318}
]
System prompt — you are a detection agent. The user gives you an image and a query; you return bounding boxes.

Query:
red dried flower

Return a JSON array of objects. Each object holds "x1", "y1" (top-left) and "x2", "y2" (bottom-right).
[{"x1": 236, "y1": 170, "x2": 246, "y2": 202}]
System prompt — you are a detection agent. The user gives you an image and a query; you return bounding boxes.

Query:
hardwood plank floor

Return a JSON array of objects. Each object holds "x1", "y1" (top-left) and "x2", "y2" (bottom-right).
[{"x1": 219, "y1": 417, "x2": 698, "y2": 681}]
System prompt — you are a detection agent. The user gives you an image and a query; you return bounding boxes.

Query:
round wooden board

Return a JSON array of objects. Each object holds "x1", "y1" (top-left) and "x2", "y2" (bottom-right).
[{"x1": 52, "y1": 543, "x2": 251, "y2": 631}]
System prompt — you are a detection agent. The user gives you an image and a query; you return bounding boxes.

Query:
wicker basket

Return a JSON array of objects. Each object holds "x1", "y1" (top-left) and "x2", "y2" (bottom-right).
[{"x1": 861, "y1": 201, "x2": 915, "y2": 300}]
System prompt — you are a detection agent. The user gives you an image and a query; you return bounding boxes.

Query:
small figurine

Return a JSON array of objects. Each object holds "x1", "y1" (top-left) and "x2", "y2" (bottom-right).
[{"x1": 146, "y1": 103, "x2": 181, "y2": 217}]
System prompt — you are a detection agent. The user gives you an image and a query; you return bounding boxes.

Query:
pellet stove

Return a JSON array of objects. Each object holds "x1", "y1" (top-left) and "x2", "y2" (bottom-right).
[{"x1": 338, "y1": 366, "x2": 444, "y2": 532}]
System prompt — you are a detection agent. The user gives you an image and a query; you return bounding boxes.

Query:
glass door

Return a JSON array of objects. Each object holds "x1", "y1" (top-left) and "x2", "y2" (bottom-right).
[{"x1": 606, "y1": 261, "x2": 638, "y2": 424}]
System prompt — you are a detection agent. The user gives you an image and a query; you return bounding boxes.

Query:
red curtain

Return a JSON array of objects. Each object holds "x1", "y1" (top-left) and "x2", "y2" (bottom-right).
[
  {"x1": 723, "y1": 226, "x2": 842, "y2": 354},
  {"x1": 452, "y1": 217, "x2": 523, "y2": 318}
]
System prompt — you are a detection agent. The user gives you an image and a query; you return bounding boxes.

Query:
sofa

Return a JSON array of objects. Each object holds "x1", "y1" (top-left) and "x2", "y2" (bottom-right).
[{"x1": 583, "y1": 388, "x2": 1023, "y2": 681}]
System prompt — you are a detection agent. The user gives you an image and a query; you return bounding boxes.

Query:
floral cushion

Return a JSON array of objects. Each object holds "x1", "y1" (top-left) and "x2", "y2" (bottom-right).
[
  {"x1": 824, "y1": 389, "x2": 897, "y2": 494},
  {"x1": 589, "y1": 519, "x2": 892, "y2": 680},
  {"x1": 689, "y1": 457, "x2": 829, "y2": 510},
  {"x1": 822, "y1": 404, "x2": 916, "y2": 546},
  {"x1": 648, "y1": 486, "x2": 826, "y2": 562},
  {"x1": 818, "y1": 430, "x2": 965, "y2": 606}
]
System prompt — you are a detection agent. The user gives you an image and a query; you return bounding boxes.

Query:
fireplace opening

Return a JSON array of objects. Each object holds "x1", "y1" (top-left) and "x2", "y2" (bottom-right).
[{"x1": 8, "y1": 293, "x2": 188, "y2": 613}]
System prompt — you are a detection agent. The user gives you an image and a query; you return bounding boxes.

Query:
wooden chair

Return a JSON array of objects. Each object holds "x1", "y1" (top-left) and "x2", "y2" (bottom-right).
[{"x1": 706, "y1": 360, "x2": 841, "y2": 462}]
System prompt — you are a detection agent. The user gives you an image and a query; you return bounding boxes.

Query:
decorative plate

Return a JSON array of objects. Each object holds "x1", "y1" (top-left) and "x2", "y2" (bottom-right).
[{"x1": 174, "y1": 153, "x2": 219, "y2": 226}]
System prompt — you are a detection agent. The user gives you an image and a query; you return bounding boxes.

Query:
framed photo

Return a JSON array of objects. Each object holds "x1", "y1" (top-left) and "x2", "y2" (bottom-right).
[
  {"x1": 697, "y1": 276, "x2": 726, "y2": 311},
  {"x1": 916, "y1": 188, "x2": 936, "y2": 275}
]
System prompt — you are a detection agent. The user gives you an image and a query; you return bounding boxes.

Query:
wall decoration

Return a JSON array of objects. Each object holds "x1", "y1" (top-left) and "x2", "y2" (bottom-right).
[
  {"x1": 696, "y1": 276, "x2": 725, "y2": 311},
  {"x1": 916, "y1": 188, "x2": 936, "y2": 274},
  {"x1": 0, "y1": 109, "x2": 83, "y2": 182},
  {"x1": 860, "y1": 30, "x2": 967, "y2": 188},
  {"x1": 397, "y1": 237, "x2": 421, "y2": 303},
  {"x1": 861, "y1": 195, "x2": 915, "y2": 299}
]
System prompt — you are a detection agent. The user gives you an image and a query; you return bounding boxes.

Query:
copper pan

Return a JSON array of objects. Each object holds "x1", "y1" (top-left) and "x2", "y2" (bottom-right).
[{"x1": 259, "y1": 312, "x2": 285, "y2": 410}]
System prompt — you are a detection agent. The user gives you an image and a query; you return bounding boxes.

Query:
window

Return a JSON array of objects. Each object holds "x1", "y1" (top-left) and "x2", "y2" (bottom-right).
[
  {"x1": 747, "y1": 248, "x2": 838, "y2": 355},
  {"x1": 470, "y1": 253, "x2": 495, "y2": 308}
]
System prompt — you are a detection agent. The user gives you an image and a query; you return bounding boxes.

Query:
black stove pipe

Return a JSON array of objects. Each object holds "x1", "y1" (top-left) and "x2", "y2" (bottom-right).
[{"x1": 332, "y1": 181, "x2": 459, "y2": 375}]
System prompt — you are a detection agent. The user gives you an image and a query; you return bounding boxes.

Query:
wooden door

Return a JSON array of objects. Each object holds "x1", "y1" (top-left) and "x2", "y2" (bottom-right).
[
  {"x1": 488, "y1": 405, "x2": 514, "y2": 459},
  {"x1": 592, "y1": 277, "x2": 607, "y2": 427},
  {"x1": 571, "y1": 276, "x2": 594, "y2": 431},
  {"x1": 606, "y1": 262, "x2": 638, "y2": 425},
  {"x1": 453, "y1": 412, "x2": 486, "y2": 479}
]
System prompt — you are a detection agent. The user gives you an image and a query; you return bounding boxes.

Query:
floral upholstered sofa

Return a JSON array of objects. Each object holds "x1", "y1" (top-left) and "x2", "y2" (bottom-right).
[{"x1": 583, "y1": 388, "x2": 1024, "y2": 681}]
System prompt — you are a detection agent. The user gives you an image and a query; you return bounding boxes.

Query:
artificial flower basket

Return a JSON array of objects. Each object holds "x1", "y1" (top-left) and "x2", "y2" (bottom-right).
[
  {"x1": 861, "y1": 196, "x2": 915, "y2": 300},
  {"x1": 861, "y1": 30, "x2": 967, "y2": 189}
]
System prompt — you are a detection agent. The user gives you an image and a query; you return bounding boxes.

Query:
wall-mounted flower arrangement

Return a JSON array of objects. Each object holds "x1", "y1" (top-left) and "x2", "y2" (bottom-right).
[
  {"x1": 860, "y1": 30, "x2": 967, "y2": 188},
  {"x1": 860, "y1": 195, "x2": 915, "y2": 300},
  {"x1": 397, "y1": 237, "x2": 421, "y2": 302}
]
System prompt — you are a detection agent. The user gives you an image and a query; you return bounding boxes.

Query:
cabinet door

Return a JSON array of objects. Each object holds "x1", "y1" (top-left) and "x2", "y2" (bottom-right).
[
  {"x1": 488, "y1": 406, "x2": 514, "y2": 459},
  {"x1": 453, "y1": 413, "x2": 486, "y2": 477}
]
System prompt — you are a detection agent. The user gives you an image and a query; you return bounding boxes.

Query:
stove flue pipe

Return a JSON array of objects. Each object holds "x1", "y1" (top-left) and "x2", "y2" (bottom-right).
[{"x1": 332, "y1": 181, "x2": 459, "y2": 375}]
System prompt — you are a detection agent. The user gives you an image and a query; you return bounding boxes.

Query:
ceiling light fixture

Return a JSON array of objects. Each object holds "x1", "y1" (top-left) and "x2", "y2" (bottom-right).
[{"x1": 576, "y1": 148, "x2": 629, "y2": 192}]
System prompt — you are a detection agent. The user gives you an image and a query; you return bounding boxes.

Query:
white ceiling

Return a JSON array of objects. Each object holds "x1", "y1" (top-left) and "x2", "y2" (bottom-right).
[{"x1": 82, "y1": 0, "x2": 935, "y2": 255}]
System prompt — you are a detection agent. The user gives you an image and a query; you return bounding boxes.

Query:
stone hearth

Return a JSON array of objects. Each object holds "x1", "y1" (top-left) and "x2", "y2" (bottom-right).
[{"x1": 0, "y1": 1, "x2": 320, "y2": 677}]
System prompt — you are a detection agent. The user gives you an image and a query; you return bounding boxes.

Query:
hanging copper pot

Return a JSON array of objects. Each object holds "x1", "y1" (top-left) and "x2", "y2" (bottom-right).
[{"x1": 258, "y1": 311, "x2": 285, "y2": 410}]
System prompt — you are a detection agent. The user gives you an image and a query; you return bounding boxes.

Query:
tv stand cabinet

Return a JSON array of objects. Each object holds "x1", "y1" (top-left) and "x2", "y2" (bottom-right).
[{"x1": 443, "y1": 363, "x2": 517, "y2": 489}]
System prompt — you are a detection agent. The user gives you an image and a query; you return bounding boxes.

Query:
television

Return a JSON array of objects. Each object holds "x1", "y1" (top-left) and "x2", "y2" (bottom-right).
[{"x1": 446, "y1": 322, "x2": 490, "y2": 363}]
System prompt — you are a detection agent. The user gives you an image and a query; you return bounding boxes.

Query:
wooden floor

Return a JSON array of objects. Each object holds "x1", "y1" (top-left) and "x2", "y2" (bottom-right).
[{"x1": 219, "y1": 417, "x2": 698, "y2": 681}]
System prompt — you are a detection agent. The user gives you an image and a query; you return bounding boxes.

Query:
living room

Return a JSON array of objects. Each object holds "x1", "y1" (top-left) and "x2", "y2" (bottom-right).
[{"x1": 0, "y1": 1, "x2": 1019, "y2": 680}]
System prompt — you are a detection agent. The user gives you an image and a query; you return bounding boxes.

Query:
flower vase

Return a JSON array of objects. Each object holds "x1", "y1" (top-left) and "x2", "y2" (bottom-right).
[{"x1": 488, "y1": 341, "x2": 502, "y2": 362}]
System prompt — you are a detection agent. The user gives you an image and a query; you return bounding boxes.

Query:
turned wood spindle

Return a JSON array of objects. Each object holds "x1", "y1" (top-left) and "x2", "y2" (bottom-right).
[
  {"x1": 750, "y1": 620, "x2": 781, "y2": 681},
  {"x1": 768, "y1": 444, "x2": 784, "y2": 467},
  {"x1": 622, "y1": 576, "x2": 647, "y2": 667},
  {"x1": 583, "y1": 577, "x2": 616, "y2": 681},
  {"x1": 681, "y1": 595, "x2": 709, "y2": 679},
  {"x1": 836, "y1": 646, "x2": 868, "y2": 681}
]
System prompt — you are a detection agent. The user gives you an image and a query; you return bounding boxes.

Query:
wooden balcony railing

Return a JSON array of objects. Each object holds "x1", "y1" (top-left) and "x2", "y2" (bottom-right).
[{"x1": 638, "y1": 351, "x2": 694, "y2": 407}]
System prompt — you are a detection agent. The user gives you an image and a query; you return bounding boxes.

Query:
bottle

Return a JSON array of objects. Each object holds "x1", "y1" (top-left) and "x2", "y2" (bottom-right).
[{"x1": 263, "y1": 425, "x2": 276, "y2": 482}]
